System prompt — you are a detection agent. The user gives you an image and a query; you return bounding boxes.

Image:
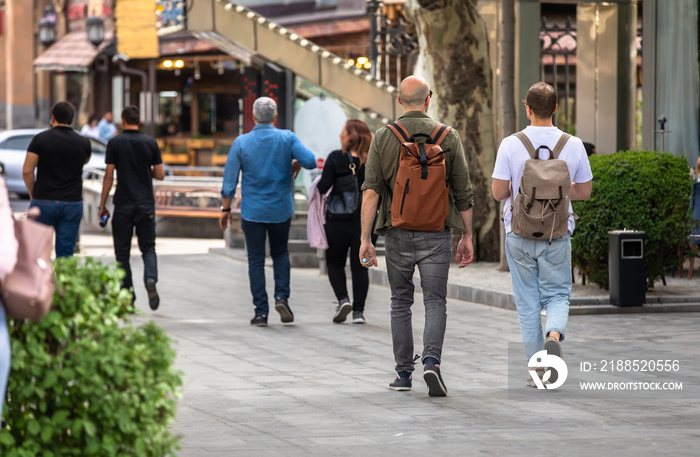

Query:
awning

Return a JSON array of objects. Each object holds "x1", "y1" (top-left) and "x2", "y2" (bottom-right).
[{"x1": 34, "y1": 31, "x2": 114, "y2": 73}]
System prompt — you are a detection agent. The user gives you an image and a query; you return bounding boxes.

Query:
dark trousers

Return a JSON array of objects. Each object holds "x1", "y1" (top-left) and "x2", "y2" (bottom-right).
[
  {"x1": 241, "y1": 217, "x2": 292, "y2": 316},
  {"x1": 112, "y1": 203, "x2": 158, "y2": 291},
  {"x1": 324, "y1": 218, "x2": 369, "y2": 312}
]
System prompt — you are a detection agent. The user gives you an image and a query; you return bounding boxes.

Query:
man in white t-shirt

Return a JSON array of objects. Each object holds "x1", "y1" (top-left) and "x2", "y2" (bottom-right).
[{"x1": 492, "y1": 82, "x2": 593, "y2": 387}]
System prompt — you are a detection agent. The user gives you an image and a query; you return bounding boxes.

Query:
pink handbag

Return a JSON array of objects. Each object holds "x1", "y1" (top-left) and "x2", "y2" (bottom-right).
[{"x1": 1, "y1": 214, "x2": 55, "y2": 322}]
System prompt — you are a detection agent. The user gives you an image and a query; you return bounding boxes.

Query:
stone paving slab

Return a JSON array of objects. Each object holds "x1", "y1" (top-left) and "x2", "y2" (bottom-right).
[
  {"x1": 212, "y1": 246, "x2": 700, "y2": 314},
  {"x1": 79, "y1": 235, "x2": 700, "y2": 456}
]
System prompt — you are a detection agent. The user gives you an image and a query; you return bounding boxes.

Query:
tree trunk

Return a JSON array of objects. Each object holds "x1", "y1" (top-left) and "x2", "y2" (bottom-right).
[
  {"x1": 406, "y1": 0, "x2": 500, "y2": 261},
  {"x1": 499, "y1": 0, "x2": 516, "y2": 271}
]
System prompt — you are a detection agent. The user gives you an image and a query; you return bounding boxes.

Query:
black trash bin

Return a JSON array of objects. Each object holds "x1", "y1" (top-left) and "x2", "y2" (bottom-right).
[{"x1": 608, "y1": 230, "x2": 646, "y2": 306}]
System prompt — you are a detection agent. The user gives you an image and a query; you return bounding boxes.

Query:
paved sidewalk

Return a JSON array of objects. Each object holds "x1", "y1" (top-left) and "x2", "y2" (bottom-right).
[
  {"x1": 78, "y1": 234, "x2": 700, "y2": 456},
  {"x1": 213, "y1": 246, "x2": 700, "y2": 314}
]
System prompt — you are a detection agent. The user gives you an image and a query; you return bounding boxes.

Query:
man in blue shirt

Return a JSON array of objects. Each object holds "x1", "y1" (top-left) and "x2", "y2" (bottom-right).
[
  {"x1": 97, "y1": 111, "x2": 117, "y2": 142},
  {"x1": 220, "y1": 97, "x2": 317, "y2": 326}
]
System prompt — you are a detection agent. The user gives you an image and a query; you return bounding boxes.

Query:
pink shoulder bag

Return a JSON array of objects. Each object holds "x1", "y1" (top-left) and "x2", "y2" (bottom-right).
[{"x1": 1, "y1": 211, "x2": 55, "y2": 322}]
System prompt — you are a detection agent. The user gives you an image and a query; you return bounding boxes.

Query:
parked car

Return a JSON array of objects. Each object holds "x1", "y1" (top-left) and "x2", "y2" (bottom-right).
[{"x1": 0, "y1": 129, "x2": 107, "y2": 198}]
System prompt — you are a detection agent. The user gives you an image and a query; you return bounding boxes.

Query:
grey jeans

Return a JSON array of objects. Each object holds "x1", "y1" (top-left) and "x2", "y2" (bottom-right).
[{"x1": 384, "y1": 227, "x2": 452, "y2": 373}]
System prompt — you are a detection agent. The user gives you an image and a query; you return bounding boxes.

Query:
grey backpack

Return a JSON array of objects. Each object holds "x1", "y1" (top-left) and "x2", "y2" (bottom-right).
[{"x1": 510, "y1": 132, "x2": 572, "y2": 243}]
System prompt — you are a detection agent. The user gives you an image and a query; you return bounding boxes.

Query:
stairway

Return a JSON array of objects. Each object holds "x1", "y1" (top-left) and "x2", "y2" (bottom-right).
[{"x1": 185, "y1": 0, "x2": 401, "y2": 121}]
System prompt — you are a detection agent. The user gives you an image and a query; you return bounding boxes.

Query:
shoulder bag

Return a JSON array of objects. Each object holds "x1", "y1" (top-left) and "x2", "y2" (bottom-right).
[
  {"x1": 1, "y1": 212, "x2": 55, "y2": 322},
  {"x1": 327, "y1": 153, "x2": 361, "y2": 219}
]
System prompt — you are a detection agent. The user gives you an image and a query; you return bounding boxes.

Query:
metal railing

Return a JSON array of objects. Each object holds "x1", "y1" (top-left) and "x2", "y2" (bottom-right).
[
  {"x1": 540, "y1": 17, "x2": 577, "y2": 130},
  {"x1": 367, "y1": 0, "x2": 417, "y2": 88}
]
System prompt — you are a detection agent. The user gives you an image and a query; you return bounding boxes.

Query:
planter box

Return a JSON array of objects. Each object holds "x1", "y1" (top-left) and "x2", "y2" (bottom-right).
[
  {"x1": 162, "y1": 153, "x2": 190, "y2": 165},
  {"x1": 188, "y1": 138, "x2": 215, "y2": 149}
]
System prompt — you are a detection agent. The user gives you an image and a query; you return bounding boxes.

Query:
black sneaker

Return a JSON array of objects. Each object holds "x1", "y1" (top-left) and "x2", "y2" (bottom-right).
[
  {"x1": 389, "y1": 375, "x2": 412, "y2": 391},
  {"x1": 250, "y1": 314, "x2": 268, "y2": 326},
  {"x1": 333, "y1": 298, "x2": 352, "y2": 323},
  {"x1": 352, "y1": 311, "x2": 365, "y2": 324},
  {"x1": 145, "y1": 278, "x2": 160, "y2": 311},
  {"x1": 275, "y1": 298, "x2": 294, "y2": 323},
  {"x1": 544, "y1": 336, "x2": 563, "y2": 384},
  {"x1": 423, "y1": 361, "x2": 447, "y2": 396}
]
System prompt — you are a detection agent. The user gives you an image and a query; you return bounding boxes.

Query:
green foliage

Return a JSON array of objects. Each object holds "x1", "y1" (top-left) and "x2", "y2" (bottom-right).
[
  {"x1": 216, "y1": 144, "x2": 232, "y2": 156},
  {"x1": 572, "y1": 150, "x2": 696, "y2": 289},
  {"x1": 0, "y1": 257, "x2": 182, "y2": 456}
]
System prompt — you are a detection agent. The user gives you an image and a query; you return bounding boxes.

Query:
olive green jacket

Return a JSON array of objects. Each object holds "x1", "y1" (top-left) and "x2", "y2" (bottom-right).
[{"x1": 361, "y1": 110, "x2": 474, "y2": 235}]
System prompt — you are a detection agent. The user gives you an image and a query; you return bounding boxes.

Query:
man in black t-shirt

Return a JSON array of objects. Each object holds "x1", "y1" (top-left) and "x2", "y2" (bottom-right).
[
  {"x1": 98, "y1": 106, "x2": 165, "y2": 310},
  {"x1": 23, "y1": 101, "x2": 91, "y2": 257}
]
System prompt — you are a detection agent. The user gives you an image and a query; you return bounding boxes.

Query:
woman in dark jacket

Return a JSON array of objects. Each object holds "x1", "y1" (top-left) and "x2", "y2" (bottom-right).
[{"x1": 317, "y1": 119, "x2": 373, "y2": 324}]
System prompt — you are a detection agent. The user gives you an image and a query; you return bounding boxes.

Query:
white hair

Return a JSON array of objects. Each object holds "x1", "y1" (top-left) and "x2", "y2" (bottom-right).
[{"x1": 253, "y1": 97, "x2": 277, "y2": 124}]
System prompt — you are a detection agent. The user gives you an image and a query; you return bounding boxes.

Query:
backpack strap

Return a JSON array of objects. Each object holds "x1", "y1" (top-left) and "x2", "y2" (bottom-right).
[
  {"x1": 387, "y1": 121, "x2": 411, "y2": 143},
  {"x1": 430, "y1": 124, "x2": 452, "y2": 146},
  {"x1": 551, "y1": 133, "x2": 571, "y2": 159},
  {"x1": 513, "y1": 132, "x2": 538, "y2": 159}
]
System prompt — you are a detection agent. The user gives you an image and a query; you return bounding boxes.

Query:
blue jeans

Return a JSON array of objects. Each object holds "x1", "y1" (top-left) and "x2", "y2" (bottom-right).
[
  {"x1": 30, "y1": 199, "x2": 83, "y2": 257},
  {"x1": 241, "y1": 218, "x2": 292, "y2": 316},
  {"x1": 384, "y1": 228, "x2": 452, "y2": 373},
  {"x1": 505, "y1": 232, "x2": 571, "y2": 361},
  {"x1": 0, "y1": 303, "x2": 10, "y2": 427},
  {"x1": 111, "y1": 204, "x2": 158, "y2": 291}
]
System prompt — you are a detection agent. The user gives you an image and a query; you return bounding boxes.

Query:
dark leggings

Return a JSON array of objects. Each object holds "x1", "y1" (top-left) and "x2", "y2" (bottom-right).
[{"x1": 324, "y1": 218, "x2": 368, "y2": 312}]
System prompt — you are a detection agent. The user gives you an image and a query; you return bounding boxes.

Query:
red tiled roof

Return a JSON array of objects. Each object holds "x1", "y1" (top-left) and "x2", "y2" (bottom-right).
[{"x1": 34, "y1": 31, "x2": 113, "y2": 73}]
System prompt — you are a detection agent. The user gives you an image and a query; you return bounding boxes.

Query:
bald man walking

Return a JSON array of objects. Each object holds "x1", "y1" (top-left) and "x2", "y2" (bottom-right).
[{"x1": 360, "y1": 76, "x2": 474, "y2": 396}]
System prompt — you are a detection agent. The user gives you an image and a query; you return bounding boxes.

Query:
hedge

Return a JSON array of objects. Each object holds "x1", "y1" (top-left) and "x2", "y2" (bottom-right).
[
  {"x1": 0, "y1": 257, "x2": 182, "y2": 456},
  {"x1": 571, "y1": 150, "x2": 696, "y2": 289}
]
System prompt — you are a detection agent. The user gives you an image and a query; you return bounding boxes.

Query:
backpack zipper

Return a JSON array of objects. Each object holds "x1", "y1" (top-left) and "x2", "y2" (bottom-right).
[{"x1": 400, "y1": 178, "x2": 410, "y2": 215}]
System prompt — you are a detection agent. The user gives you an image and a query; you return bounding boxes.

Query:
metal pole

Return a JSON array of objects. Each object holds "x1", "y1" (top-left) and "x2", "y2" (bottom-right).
[
  {"x1": 384, "y1": 30, "x2": 391, "y2": 85},
  {"x1": 149, "y1": 59, "x2": 157, "y2": 138},
  {"x1": 396, "y1": 54, "x2": 401, "y2": 89},
  {"x1": 117, "y1": 59, "x2": 150, "y2": 134},
  {"x1": 367, "y1": 0, "x2": 379, "y2": 79},
  {"x1": 552, "y1": 56, "x2": 558, "y2": 125},
  {"x1": 565, "y1": 54, "x2": 570, "y2": 125}
]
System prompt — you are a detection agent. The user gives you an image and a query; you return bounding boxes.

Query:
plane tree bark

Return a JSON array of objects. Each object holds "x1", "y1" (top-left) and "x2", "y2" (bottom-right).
[{"x1": 406, "y1": 0, "x2": 499, "y2": 261}]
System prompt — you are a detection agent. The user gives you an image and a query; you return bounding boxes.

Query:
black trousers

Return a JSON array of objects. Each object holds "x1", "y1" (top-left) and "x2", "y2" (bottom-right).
[
  {"x1": 324, "y1": 218, "x2": 369, "y2": 312},
  {"x1": 112, "y1": 203, "x2": 158, "y2": 291}
]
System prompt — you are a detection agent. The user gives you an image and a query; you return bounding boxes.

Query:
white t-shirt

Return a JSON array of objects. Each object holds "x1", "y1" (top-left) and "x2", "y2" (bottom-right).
[
  {"x1": 492, "y1": 126, "x2": 593, "y2": 234},
  {"x1": 80, "y1": 124, "x2": 102, "y2": 141}
]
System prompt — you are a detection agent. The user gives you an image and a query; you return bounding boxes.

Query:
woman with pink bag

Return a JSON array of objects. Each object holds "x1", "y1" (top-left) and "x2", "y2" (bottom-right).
[{"x1": 0, "y1": 175, "x2": 18, "y2": 425}]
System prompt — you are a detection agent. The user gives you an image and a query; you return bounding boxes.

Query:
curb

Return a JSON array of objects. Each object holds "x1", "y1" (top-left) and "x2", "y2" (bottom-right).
[{"x1": 211, "y1": 247, "x2": 700, "y2": 315}]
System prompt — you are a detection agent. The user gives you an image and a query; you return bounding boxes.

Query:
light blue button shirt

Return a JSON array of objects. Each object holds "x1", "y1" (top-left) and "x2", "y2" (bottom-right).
[
  {"x1": 221, "y1": 124, "x2": 316, "y2": 223},
  {"x1": 97, "y1": 119, "x2": 116, "y2": 142}
]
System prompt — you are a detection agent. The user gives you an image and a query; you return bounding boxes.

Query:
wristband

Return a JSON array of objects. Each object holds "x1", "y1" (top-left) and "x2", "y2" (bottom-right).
[{"x1": 221, "y1": 207, "x2": 231, "y2": 212}]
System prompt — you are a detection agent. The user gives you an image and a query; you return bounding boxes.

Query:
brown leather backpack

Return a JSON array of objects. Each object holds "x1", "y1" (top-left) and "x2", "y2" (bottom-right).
[{"x1": 387, "y1": 121, "x2": 452, "y2": 232}]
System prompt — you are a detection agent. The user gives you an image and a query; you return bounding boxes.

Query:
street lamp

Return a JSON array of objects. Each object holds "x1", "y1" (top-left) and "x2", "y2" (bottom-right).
[
  {"x1": 86, "y1": 16, "x2": 105, "y2": 48},
  {"x1": 38, "y1": 17, "x2": 57, "y2": 47}
]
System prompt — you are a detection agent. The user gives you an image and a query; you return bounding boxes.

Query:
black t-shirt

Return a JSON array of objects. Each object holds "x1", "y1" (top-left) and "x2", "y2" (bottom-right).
[
  {"x1": 27, "y1": 126, "x2": 91, "y2": 201},
  {"x1": 105, "y1": 130, "x2": 163, "y2": 205}
]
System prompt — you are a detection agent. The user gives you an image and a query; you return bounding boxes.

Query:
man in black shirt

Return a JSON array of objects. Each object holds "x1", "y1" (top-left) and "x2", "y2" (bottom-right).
[
  {"x1": 98, "y1": 106, "x2": 165, "y2": 310},
  {"x1": 23, "y1": 101, "x2": 91, "y2": 257}
]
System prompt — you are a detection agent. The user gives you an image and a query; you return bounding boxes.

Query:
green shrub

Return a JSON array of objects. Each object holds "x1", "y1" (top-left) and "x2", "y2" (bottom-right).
[
  {"x1": 0, "y1": 257, "x2": 182, "y2": 456},
  {"x1": 572, "y1": 150, "x2": 696, "y2": 289}
]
